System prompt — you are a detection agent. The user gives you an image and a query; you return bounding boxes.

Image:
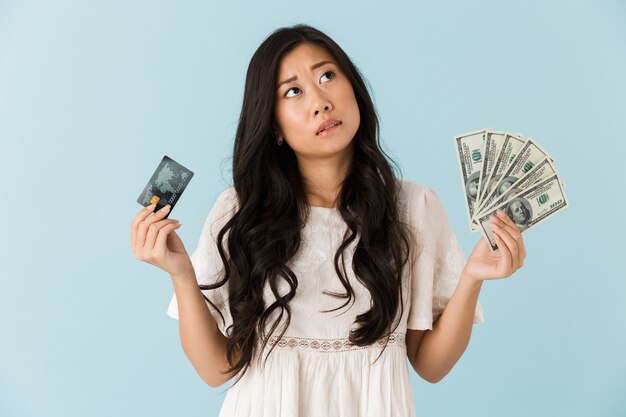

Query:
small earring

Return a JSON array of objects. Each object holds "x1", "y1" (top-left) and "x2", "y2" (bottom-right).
[{"x1": 277, "y1": 136, "x2": 283, "y2": 146}]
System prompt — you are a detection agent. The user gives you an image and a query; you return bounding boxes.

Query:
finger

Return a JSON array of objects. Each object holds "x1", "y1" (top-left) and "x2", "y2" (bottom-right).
[
  {"x1": 519, "y1": 234, "x2": 526, "y2": 268},
  {"x1": 494, "y1": 211, "x2": 524, "y2": 265},
  {"x1": 154, "y1": 222, "x2": 182, "y2": 256},
  {"x1": 496, "y1": 209, "x2": 520, "y2": 232},
  {"x1": 137, "y1": 204, "x2": 172, "y2": 251},
  {"x1": 131, "y1": 204, "x2": 156, "y2": 252},
  {"x1": 492, "y1": 220, "x2": 519, "y2": 257},
  {"x1": 492, "y1": 232, "x2": 513, "y2": 275},
  {"x1": 145, "y1": 218, "x2": 180, "y2": 252},
  {"x1": 499, "y1": 217, "x2": 525, "y2": 267},
  {"x1": 502, "y1": 213, "x2": 526, "y2": 268},
  {"x1": 492, "y1": 224, "x2": 516, "y2": 272},
  {"x1": 503, "y1": 208, "x2": 527, "y2": 263},
  {"x1": 494, "y1": 211, "x2": 520, "y2": 236}
]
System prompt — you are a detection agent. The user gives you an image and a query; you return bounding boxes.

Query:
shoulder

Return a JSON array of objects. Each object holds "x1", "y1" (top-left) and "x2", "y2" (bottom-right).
[
  {"x1": 216, "y1": 186, "x2": 238, "y2": 204},
  {"x1": 203, "y1": 186, "x2": 239, "y2": 237},
  {"x1": 212, "y1": 186, "x2": 240, "y2": 213},
  {"x1": 396, "y1": 179, "x2": 451, "y2": 241},
  {"x1": 396, "y1": 180, "x2": 459, "y2": 257},
  {"x1": 396, "y1": 178, "x2": 441, "y2": 214}
]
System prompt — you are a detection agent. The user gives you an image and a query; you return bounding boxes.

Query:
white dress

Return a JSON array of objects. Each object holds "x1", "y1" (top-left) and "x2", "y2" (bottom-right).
[{"x1": 167, "y1": 179, "x2": 485, "y2": 417}]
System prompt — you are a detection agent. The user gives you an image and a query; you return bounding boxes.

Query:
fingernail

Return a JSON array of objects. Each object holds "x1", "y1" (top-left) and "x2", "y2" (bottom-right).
[
  {"x1": 146, "y1": 204, "x2": 156, "y2": 211},
  {"x1": 161, "y1": 204, "x2": 171, "y2": 212}
]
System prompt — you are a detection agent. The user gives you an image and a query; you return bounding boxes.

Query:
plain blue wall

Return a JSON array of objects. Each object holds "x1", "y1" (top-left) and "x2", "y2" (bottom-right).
[{"x1": 1, "y1": 0, "x2": 624, "y2": 416}]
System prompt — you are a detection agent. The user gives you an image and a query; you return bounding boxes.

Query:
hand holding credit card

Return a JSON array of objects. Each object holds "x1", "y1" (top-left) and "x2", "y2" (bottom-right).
[{"x1": 136, "y1": 155, "x2": 194, "y2": 219}]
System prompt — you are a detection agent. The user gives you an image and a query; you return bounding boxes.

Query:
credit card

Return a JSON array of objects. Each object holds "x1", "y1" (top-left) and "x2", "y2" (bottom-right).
[{"x1": 136, "y1": 155, "x2": 194, "y2": 219}]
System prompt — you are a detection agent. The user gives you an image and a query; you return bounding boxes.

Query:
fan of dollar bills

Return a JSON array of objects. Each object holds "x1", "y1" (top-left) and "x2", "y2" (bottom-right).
[{"x1": 454, "y1": 128, "x2": 568, "y2": 251}]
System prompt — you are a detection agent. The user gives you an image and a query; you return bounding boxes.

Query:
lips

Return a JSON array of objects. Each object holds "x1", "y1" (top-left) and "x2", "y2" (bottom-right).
[{"x1": 316, "y1": 119, "x2": 342, "y2": 135}]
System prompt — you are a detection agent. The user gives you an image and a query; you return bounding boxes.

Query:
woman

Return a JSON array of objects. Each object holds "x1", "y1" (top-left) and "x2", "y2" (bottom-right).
[{"x1": 130, "y1": 24, "x2": 526, "y2": 417}]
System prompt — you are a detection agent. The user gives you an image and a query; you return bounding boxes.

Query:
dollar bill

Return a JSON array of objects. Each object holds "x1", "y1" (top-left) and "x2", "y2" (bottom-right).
[
  {"x1": 476, "y1": 173, "x2": 568, "y2": 251},
  {"x1": 476, "y1": 130, "x2": 506, "y2": 206},
  {"x1": 476, "y1": 131, "x2": 523, "y2": 208},
  {"x1": 474, "y1": 138, "x2": 554, "y2": 220},
  {"x1": 454, "y1": 128, "x2": 489, "y2": 232},
  {"x1": 469, "y1": 133, "x2": 526, "y2": 231},
  {"x1": 473, "y1": 157, "x2": 558, "y2": 220}
]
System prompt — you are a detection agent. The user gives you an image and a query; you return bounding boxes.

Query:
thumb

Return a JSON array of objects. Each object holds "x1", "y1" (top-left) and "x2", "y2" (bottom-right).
[{"x1": 167, "y1": 229, "x2": 186, "y2": 254}]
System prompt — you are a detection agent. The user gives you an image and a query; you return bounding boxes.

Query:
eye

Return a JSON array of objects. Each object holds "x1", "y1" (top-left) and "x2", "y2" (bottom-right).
[
  {"x1": 284, "y1": 70, "x2": 336, "y2": 98},
  {"x1": 284, "y1": 87, "x2": 301, "y2": 98},
  {"x1": 320, "y1": 70, "x2": 335, "y2": 82}
]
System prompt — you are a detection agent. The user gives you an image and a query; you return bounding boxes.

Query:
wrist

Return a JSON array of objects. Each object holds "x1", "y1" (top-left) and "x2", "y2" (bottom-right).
[
  {"x1": 460, "y1": 269, "x2": 484, "y2": 289},
  {"x1": 170, "y1": 268, "x2": 196, "y2": 285}
]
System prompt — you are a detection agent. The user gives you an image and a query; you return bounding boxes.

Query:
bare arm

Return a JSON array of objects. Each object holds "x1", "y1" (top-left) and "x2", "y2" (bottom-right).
[
  {"x1": 407, "y1": 210, "x2": 527, "y2": 383},
  {"x1": 407, "y1": 271, "x2": 483, "y2": 383},
  {"x1": 171, "y1": 271, "x2": 241, "y2": 388}
]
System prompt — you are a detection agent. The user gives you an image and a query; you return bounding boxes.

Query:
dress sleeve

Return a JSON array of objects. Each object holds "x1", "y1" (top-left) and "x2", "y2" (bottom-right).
[
  {"x1": 405, "y1": 184, "x2": 485, "y2": 330},
  {"x1": 166, "y1": 186, "x2": 239, "y2": 338}
]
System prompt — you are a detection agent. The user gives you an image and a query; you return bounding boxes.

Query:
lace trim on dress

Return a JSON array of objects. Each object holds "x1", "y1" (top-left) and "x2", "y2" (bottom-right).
[{"x1": 267, "y1": 331, "x2": 406, "y2": 353}]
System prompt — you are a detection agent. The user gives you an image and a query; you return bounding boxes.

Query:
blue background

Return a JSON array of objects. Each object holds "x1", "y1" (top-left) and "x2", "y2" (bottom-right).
[{"x1": 1, "y1": 1, "x2": 624, "y2": 416}]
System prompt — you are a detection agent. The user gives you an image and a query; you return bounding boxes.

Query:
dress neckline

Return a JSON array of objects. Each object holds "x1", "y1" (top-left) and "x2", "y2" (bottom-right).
[
  {"x1": 309, "y1": 205, "x2": 338, "y2": 210},
  {"x1": 307, "y1": 205, "x2": 341, "y2": 221}
]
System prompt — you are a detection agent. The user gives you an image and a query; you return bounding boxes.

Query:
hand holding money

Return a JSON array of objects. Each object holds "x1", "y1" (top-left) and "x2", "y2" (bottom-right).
[
  {"x1": 462, "y1": 208, "x2": 527, "y2": 282},
  {"x1": 454, "y1": 129, "x2": 568, "y2": 251}
]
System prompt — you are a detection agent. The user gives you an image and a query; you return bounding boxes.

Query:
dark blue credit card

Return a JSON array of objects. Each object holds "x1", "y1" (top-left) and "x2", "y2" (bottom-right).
[{"x1": 136, "y1": 155, "x2": 194, "y2": 218}]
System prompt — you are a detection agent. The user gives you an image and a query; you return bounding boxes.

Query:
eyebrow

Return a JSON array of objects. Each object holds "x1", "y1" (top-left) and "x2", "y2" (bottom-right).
[{"x1": 277, "y1": 60, "x2": 336, "y2": 90}]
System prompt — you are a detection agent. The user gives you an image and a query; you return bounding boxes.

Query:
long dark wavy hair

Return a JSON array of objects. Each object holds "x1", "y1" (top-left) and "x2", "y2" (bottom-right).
[{"x1": 199, "y1": 24, "x2": 414, "y2": 391}]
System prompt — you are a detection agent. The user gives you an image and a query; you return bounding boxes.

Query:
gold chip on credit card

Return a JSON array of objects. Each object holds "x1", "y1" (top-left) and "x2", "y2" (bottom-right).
[{"x1": 136, "y1": 155, "x2": 195, "y2": 218}]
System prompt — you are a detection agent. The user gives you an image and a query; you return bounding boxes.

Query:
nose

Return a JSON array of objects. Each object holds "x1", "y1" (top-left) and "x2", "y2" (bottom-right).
[
  {"x1": 315, "y1": 105, "x2": 330, "y2": 115},
  {"x1": 312, "y1": 88, "x2": 333, "y2": 115}
]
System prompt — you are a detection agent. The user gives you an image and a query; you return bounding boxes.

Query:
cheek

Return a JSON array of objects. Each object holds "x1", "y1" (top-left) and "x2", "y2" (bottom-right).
[
  {"x1": 340, "y1": 87, "x2": 360, "y2": 127},
  {"x1": 277, "y1": 106, "x2": 304, "y2": 131},
  {"x1": 344, "y1": 87, "x2": 359, "y2": 110}
]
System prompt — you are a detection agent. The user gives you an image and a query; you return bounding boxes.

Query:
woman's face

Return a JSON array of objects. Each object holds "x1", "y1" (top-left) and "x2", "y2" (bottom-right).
[{"x1": 273, "y1": 43, "x2": 360, "y2": 161}]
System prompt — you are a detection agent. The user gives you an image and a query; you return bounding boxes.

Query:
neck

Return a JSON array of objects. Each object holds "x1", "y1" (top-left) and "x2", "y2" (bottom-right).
[{"x1": 297, "y1": 149, "x2": 353, "y2": 208}]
